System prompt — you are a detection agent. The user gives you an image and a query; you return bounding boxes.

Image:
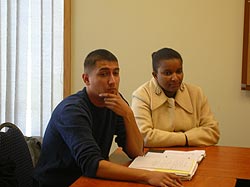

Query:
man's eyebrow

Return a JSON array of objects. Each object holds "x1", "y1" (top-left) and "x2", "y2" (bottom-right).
[{"x1": 98, "y1": 67, "x2": 120, "y2": 71}]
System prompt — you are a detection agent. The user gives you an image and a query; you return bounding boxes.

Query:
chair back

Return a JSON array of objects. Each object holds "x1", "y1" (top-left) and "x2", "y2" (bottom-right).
[{"x1": 0, "y1": 122, "x2": 34, "y2": 187}]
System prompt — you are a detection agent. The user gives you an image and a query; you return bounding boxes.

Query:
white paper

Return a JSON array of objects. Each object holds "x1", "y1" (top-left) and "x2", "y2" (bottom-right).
[{"x1": 128, "y1": 149, "x2": 206, "y2": 180}]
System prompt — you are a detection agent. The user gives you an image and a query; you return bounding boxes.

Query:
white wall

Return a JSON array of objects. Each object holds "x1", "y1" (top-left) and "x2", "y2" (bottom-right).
[{"x1": 71, "y1": 0, "x2": 250, "y2": 148}]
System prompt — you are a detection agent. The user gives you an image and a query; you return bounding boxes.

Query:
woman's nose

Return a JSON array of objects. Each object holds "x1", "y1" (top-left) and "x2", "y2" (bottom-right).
[{"x1": 171, "y1": 73, "x2": 177, "y2": 80}]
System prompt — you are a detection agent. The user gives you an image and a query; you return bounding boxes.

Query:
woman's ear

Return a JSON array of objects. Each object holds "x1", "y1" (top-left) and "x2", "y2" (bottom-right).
[
  {"x1": 82, "y1": 73, "x2": 90, "y2": 85},
  {"x1": 152, "y1": 71, "x2": 157, "y2": 79}
]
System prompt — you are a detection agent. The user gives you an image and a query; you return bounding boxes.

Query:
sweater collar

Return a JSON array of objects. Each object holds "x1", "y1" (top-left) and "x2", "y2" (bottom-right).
[{"x1": 151, "y1": 78, "x2": 193, "y2": 113}]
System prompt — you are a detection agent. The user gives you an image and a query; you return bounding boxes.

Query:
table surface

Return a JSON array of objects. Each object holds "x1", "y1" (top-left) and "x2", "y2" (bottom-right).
[{"x1": 70, "y1": 146, "x2": 250, "y2": 187}]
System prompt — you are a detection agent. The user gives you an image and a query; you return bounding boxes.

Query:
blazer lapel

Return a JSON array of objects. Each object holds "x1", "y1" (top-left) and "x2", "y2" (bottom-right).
[{"x1": 175, "y1": 83, "x2": 193, "y2": 114}]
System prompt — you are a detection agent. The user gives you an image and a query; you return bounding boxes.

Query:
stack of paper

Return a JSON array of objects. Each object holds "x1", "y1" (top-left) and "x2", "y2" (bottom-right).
[{"x1": 128, "y1": 150, "x2": 206, "y2": 180}]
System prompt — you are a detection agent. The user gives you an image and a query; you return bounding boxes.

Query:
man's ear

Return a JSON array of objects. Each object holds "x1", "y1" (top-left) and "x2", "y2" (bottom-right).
[{"x1": 82, "y1": 73, "x2": 90, "y2": 85}]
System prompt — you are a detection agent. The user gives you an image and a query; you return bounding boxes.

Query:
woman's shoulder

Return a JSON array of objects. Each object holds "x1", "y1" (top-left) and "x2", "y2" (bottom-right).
[
  {"x1": 133, "y1": 78, "x2": 157, "y2": 95},
  {"x1": 183, "y1": 82, "x2": 205, "y2": 97}
]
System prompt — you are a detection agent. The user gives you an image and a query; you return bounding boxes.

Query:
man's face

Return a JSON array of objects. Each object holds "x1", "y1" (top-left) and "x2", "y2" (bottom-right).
[
  {"x1": 83, "y1": 60, "x2": 120, "y2": 105},
  {"x1": 153, "y1": 58, "x2": 183, "y2": 97}
]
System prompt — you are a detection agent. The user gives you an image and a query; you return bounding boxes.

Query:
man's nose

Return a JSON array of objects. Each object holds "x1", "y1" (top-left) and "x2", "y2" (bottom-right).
[{"x1": 108, "y1": 74, "x2": 116, "y2": 83}]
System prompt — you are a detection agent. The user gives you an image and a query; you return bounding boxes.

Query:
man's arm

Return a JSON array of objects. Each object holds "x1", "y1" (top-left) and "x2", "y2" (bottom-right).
[
  {"x1": 96, "y1": 160, "x2": 183, "y2": 187},
  {"x1": 99, "y1": 93, "x2": 143, "y2": 158},
  {"x1": 121, "y1": 108, "x2": 144, "y2": 158},
  {"x1": 97, "y1": 93, "x2": 183, "y2": 187}
]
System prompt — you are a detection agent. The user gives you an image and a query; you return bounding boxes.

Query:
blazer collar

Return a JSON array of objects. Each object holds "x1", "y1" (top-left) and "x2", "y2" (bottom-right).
[{"x1": 151, "y1": 78, "x2": 193, "y2": 113}]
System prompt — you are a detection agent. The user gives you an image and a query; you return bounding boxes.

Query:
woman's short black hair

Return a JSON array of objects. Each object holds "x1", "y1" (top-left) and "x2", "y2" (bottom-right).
[{"x1": 152, "y1": 47, "x2": 182, "y2": 73}]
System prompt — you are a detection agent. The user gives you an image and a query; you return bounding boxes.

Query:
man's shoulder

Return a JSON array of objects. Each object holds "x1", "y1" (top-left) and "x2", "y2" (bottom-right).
[
  {"x1": 63, "y1": 88, "x2": 88, "y2": 103},
  {"x1": 53, "y1": 88, "x2": 90, "y2": 113}
]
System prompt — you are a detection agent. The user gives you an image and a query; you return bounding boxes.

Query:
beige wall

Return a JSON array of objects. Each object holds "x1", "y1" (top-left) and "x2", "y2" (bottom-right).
[{"x1": 71, "y1": 0, "x2": 250, "y2": 148}]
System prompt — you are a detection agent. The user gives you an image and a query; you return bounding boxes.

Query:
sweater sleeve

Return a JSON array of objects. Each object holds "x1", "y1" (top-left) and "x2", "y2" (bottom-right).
[
  {"x1": 58, "y1": 103, "x2": 105, "y2": 177},
  {"x1": 114, "y1": 115, "x2": 126, "y2": 149}
]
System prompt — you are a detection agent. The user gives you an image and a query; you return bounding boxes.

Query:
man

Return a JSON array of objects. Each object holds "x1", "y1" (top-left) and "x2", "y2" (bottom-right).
[{"x1": 33, "y1": 49, "x2": 182, "y2": 187}]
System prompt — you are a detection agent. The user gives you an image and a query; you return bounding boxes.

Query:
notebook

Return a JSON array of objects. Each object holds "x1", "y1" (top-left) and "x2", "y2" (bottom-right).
[{"x1": 128, "y1": 150, "x2": 206, "y2": 180}]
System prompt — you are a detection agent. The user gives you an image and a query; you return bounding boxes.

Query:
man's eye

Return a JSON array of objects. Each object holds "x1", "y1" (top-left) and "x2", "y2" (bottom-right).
[
  {"x1": 113, "y1": 71, "x2": 119, "y2": 76},
  {"x1": 100, "y1": 72, "x2": 109, "y2": 76}
]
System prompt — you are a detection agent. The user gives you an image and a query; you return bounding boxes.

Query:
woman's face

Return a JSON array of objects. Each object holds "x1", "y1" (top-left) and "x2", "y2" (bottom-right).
[{"x1": 153, "y1": 58, "x2": 183, "y2": 98}]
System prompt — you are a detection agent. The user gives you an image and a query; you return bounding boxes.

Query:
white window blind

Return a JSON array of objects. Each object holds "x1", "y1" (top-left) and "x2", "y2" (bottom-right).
[{"x1": 0, "y1": 0, "x2": 64, "y2": 136}]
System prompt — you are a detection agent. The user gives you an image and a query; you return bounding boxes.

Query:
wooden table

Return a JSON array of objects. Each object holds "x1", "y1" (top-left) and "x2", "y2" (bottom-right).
[{"x1": 70, "y1": 146, "x2": 250, "y2": 187}]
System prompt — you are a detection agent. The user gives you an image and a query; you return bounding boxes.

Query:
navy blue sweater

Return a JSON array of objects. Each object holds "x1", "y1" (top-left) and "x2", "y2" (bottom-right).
[{"x1": 33, "y1": 88, "x2": 127, "y2": 186}]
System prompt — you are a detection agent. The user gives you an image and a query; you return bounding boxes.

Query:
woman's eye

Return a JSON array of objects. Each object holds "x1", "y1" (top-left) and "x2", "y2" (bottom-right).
[
  {"x1": 164, "y1": 71, "x2": 172, "y2": 76},
  {"x1": 176, "y1": 69, "x2": 183, "y2": 74}
]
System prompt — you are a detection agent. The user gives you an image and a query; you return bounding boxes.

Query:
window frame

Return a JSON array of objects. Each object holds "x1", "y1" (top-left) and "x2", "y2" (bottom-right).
[
  {"x1": 64, "y1": 0, "x2": 71, "y2": 97},
  {"x1": 242, "y1": 0, "x2": 250, "y2": 90}
]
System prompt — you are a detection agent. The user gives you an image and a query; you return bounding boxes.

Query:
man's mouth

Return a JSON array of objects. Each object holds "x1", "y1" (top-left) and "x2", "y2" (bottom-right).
[{"x1": 107, "y1": 88, "x2": 117, "y2": 94}]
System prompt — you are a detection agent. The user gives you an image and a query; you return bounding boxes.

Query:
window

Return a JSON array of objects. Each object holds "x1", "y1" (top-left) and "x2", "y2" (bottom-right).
[{"x1": 0, "y1": 0, "x2": 68, "y2": 136}]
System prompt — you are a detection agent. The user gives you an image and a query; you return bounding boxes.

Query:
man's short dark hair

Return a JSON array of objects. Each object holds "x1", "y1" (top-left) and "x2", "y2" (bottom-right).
[
  {"x1": 84, "y1": 49, "x2": 118, "y2": 73},
  {"x1": 152, "y1": 47, "x2": 183, "y2": 73}
]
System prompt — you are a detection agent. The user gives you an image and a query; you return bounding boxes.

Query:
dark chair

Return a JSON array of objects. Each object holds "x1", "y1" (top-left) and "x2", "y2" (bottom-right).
[{"x1": 0, "y1": 122, "x2": 34, "y2": 187}]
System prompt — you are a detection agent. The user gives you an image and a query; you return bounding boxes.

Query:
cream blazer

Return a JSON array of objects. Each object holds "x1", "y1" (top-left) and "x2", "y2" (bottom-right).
[{"x1": 131, "y1": 78, "x2": 220, "y2": 147}]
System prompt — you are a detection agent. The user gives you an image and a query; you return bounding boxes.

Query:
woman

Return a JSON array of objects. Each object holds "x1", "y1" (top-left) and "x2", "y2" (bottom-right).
[{"x1": 131, "y1": 47, "x2": 220, "y2": 147}]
